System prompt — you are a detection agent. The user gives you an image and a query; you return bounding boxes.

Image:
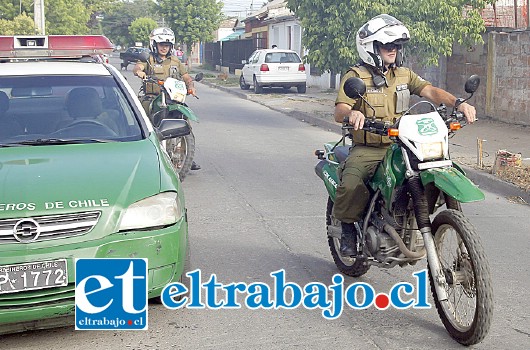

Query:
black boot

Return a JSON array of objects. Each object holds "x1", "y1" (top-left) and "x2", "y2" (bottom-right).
[
  {"x1": 340, "y1": 222, "x2": 357, "y2": 257},
  {"x1": 191, "y1": 161, "x2": 201, "y2": 170}
]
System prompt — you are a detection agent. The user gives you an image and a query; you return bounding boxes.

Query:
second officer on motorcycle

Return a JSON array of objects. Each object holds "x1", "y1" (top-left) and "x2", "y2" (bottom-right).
[
  {"x1": 133, "y1": 27, "x2": 201, "y2": 171},
  {"x1": 334, "y1": 14, "x2": 477, "y2": 257}
]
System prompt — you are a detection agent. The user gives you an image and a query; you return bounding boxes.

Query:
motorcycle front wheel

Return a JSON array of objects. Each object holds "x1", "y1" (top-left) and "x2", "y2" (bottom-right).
[
  {"x1": 166, "y1": 131, "x2": 195, "y2": 181},
  {"x1": 429, "y1": 209, "x2": 493, "y2": 345},
  {"x1": 326, "y1": 197, "x2": 370, "y2": 277}
]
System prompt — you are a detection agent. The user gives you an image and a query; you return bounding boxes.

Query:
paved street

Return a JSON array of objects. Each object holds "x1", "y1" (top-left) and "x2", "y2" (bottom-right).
[
  {"x1": 3, "y1": 57, "x2": 529, "y2": 349},
  {"x1": 193, "y1": 66, "x2": 530, "y2": 203}
]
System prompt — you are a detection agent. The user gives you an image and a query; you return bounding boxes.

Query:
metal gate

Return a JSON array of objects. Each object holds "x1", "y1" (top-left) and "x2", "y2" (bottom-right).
[
  {"x1": 204, "y1": 42, "x2": 221, "y2": 67},
  {"x1": 221, "y1": 39, "x2": 255, "y2": 73}
]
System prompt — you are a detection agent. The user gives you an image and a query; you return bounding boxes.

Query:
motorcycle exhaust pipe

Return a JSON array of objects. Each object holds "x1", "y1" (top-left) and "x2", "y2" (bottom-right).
[{"x1": 383, "y1": 223, "x2": 425, "y2": 259}]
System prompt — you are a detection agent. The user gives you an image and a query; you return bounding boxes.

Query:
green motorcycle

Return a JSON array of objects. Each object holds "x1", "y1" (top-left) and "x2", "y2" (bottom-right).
[
  {"x1": 314, "y1": 75, "x2": 492, "y2": 345},
  {"x1": 141, "y1": 73, "x2": 203, "y2": 180}
]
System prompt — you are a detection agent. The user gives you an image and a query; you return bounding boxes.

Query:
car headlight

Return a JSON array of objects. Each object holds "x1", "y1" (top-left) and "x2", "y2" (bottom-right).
[
  {"x1": 118, "y1": 192, "x2": 183, "y2": 231},
  {"x1": 419, "y1": 142, "x2": 444, "y2": 160}
]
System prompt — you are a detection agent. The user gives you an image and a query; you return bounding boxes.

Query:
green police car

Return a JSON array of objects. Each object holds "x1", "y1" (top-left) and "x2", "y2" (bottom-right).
[{"x1": 0, "y1": 35, "x2": 190, "y2": 333}]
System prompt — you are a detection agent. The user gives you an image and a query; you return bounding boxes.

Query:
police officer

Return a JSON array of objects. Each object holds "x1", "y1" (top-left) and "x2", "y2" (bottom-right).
[
  {"x1": 334, "y1": 14, "x2": 477, "y2": 257},
  {"x1": 133, "y1": 27, "x2": 201, "y2": 171}
]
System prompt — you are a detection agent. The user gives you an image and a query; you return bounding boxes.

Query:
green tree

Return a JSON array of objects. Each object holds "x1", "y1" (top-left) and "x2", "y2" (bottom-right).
[
  {"x1": 45, "y1": 0, "x2": 91, "y2": 34},
  {"x1": 100, "y1": 0, "x2": 158, "y2": 47},
  {"x1": 0, "y1": 0, "x2": 35, "y2": 20},
  {"x1": 129, "y1": 17, "x2": 158, "y2": 47},
  {"x1": 0, "y1": 1, "x2": 20, "y2": 20},
  {"x1": 158, "y1": 0, "x2": 224, "y2": 54},
  {"x1": 12, "y1": 13, "x2": 36, "y2": 34},
  {"x1": 0, "y1": 13, "x2": 36, "y2": 35},
  {"x1": 287, "y1": 0, "x2": 492, "y2": 75}
]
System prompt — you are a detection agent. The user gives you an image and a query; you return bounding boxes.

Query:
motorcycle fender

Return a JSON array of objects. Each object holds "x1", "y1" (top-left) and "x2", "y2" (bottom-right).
[
  {"x1": 167, "y1": 104, "x2": 199, "y2": 122},
  {"x1": 420, "y1": 167, "x2": 485, "y2": 202}
]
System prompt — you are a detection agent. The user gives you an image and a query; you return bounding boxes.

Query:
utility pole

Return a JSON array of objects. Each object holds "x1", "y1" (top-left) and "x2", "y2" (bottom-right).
[{"x1": 34, "y1": 0, "x2": 45, "y2": 35}]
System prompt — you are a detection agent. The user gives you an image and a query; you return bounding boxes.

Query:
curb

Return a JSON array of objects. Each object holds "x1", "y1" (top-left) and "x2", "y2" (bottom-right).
[{"x1": 201, "y1": 80, "x2": 530, "y2": 204}]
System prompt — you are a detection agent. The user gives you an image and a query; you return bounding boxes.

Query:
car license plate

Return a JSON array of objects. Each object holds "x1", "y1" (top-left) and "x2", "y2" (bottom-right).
[
  {"x1": 0, "y1": 259, "x2": 68, "y2": 294},
  {"x1": 278, "y1": 66, "x2": 289, "y2": 71}
]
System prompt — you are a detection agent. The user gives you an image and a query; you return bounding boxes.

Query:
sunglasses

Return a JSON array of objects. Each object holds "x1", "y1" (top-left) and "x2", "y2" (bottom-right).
[{"x1": 380, "y1": 43, "x2": 402, "y2": 51}]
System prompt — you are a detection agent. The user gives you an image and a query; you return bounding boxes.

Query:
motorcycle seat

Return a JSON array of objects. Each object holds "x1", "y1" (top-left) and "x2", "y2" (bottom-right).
[{"x1": 334, "y1": 145, "x2": 351, "y2": 163}]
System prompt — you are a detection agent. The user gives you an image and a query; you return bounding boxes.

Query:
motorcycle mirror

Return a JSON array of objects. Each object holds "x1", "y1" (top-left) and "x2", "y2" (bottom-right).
[
  {"x1": 194, "y1": 72, "x2": 204, "y2": 82},
  {"x1": 344, "y1": 77, "x2": 366, "y2": 99},
  {"x1": 344, "y1": 77, "x2": 376, "y2": 118},
  {"x1": 464, "y1": 75, "x2": 480, "y2": 94},
  {"x1": 138, "y1": 51, "x2": 150, "y2": 62}
]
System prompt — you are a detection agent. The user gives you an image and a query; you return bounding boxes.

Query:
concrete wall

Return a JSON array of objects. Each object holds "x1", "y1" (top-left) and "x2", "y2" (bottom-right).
[
  {"x1": 483, "y1": 30, "x2": 530, "y2": 125},
  {"x1": 411, "y1": 29, "x2": 530, "y2": 126},
  {"x1": 268, "y1": 20, "x2": 302, "y2": 55}
]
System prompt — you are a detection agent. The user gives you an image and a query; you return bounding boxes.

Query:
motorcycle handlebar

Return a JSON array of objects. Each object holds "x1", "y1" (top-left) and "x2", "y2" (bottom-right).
[
  {"x1": 436, "y1": 104, "x2": 468, "y2": 127},
  {"x1": 342, "y1": 108, "x2": 469, "y2": 137},
  {"x1": 142, "y1": 76, "x2": 199, "y2": 98},
  {"x1": 342, "y1": 116, "x2": 390, "y2": 136}
]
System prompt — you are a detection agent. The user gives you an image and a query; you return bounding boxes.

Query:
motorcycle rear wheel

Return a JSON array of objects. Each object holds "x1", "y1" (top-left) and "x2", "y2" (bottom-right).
[
  {"x1": 429, "y1": 209, "x2": 493, "y2": 345},
  {"x1": 166, "y1": 132, "x2": 195, "y2": 181},
  {"x1": 326, "y1": 197, "x2": 370, "y2": 277}
]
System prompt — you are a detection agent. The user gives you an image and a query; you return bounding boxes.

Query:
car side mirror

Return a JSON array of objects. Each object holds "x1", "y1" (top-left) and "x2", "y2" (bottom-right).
[
  {"x1": 158, "y1": 119, "x2": 191, "y2": 140},
  {"x1": 194, "y1": 72, "x2": 204, "y2": 82}
]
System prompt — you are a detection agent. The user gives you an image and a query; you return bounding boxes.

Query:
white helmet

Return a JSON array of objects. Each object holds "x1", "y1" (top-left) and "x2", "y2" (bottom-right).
[
  {"x1": 356, "y1": 14, "x2": 410, "y2": 69},
  {"x1": 149, "y1": 27, "x2": 175, "y2": 54}
]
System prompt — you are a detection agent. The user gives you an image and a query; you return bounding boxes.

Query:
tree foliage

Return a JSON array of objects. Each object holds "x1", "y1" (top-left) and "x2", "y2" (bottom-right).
[
  {"x1": 0, "y1": 0, "x2": 224, "y2": 51},
  {"x1": 45, "y1": 0, "x2": 91, "y2": 34},
  {"x1": 0, "y1": 14, "x2": 36, "y2": 35},
  {"x1": 0, "y1": 0, "x2": 36, "y2": 20},
  {"x1": 129, "y1": 17, "x2": 158, "y2": 47},
  {"x1": 287, "y1": 0, "x2": 493, "y2": 74},
  {"x1": 158, "y1": 0, "x2": 224, "y2": 53},
  {"x1": 100, "y1": 0, "x2": 158, "y2": 46}
]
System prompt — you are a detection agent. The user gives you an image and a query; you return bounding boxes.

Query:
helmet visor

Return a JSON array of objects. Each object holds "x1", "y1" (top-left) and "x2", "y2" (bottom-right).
[{"x1": 379, "y1": 42, "x2": 402, "y2": 51}]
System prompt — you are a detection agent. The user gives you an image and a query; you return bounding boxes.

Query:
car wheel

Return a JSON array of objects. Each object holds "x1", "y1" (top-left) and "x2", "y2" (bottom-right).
[
  {"x1": 297, "y1": 83, "x2": 306, "y2": 93},
  {"x1": 239, "y1": 75, "x2": 250, "y2": 90},
  {"x1": 253, "y1": 76, "x2": 263, "y2": 94}
]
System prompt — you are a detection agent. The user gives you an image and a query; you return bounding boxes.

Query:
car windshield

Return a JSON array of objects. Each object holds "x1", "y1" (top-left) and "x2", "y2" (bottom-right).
[
  {"x1": 264, "y1": 52, "x2": 301, "y2": 64},
  {"x1": 0, "y1": 75, "x2": 143, "y2": 144}
]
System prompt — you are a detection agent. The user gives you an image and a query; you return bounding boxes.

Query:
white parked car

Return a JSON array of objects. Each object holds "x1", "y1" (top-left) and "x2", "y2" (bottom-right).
[{"x1": 240, "y1": 49, "x2": 307, "y2": 93}]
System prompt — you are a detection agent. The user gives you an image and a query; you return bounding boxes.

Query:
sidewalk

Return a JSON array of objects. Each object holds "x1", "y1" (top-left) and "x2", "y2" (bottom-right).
[{"x1": 193, "y1": 68, "x2": 530, "y2": 203}]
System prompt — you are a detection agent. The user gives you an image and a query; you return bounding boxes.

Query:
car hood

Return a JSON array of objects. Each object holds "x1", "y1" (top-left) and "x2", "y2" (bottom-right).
[{"x1": 0, "y1": 140, "x2": 162, "y2": 219}]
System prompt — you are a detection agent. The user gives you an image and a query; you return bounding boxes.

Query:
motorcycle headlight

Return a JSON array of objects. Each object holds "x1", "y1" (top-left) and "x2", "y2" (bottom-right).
[
  {"x1": 118, "y1": 192, "x2": 183, "y2": 231},
  {"x1": 419, "y1": 142, "x2": 444, "y2": 160}
]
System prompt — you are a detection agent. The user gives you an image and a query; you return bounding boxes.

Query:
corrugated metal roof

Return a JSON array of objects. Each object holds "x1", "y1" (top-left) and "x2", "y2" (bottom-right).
[{"x1": 219, "y1": 30, "x2": 245, "y2": 41}]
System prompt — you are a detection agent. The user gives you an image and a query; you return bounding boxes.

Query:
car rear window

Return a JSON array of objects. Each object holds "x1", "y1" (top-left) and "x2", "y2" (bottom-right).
[{"x1": 264, "y1": 52, "x2": 301, "y2": 64}]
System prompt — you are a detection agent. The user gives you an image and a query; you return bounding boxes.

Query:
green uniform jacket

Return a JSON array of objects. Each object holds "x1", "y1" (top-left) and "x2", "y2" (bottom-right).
[
  {"x1": 138, "y1": 54, "x2": 188, "y2": 95},
  {"x1": 336, "y1": 65, "x2": 431, "y2": 146}
]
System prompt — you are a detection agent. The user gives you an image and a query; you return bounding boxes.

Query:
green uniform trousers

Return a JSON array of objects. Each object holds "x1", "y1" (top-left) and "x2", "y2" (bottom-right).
[
  {"x1": 140, "y1": 95, "x2": 155, "y2": 116},
  {"x1": 332, "y1": 144, "x2": 389, "y2": 223}
]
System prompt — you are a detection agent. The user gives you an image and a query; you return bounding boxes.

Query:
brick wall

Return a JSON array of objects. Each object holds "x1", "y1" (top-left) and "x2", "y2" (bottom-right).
[{"x1": 411, "y1": 29, "x2": 530, "y2": 126}]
